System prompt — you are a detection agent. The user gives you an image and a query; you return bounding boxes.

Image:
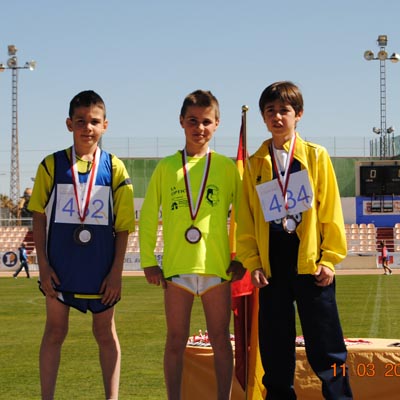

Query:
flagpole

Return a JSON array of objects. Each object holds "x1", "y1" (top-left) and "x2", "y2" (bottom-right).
[
  {"x1": 241, "y1": 105, "x2": 249, "y2": 157},
  {"x1": 241, "y1": 104, "x2": 249, "y2": 400}
]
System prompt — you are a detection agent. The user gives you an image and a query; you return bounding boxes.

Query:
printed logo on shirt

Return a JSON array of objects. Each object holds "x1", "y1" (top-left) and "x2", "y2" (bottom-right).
[
  {"x1": 205, "y1": 185, "x2": 219, "y2": 207},
  {"x1": 169, "y1": 184, "x2": 220, "y2": 211},
  {"x1": 169, "y1": 186, "x2": 189, "y2": 211}
]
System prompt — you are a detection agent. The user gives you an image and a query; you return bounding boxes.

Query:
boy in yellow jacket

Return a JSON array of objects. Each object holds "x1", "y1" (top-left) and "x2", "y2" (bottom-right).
[{"x1": 237, "y1": 81, "x2": 352, "y2": 400}]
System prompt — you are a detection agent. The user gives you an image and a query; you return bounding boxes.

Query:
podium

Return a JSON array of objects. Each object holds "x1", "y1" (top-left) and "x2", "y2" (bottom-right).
[{"x1": 182, "y1": 338, "x2": 400, "y2": 400}]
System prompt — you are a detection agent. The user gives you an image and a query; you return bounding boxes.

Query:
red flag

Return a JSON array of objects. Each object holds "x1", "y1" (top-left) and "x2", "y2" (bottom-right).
[
  {"x1": 229, "y1": 108, "x2": 255, "y2": 391},
  {"x1": 230, "y1": 115, "x2": 253, "y2": 297},
  {"x1": 230, "y1": 108, "x2": 266, "y2": 398},
  {"x1": 229, "y1": 114, "x2": 245, "y2": 260}
]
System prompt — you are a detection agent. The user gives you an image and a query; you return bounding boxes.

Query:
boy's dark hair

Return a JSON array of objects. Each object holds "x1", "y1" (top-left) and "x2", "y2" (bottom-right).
[
  {"x1": 180, "y1": 90, "x2": 220, "y2": 119},
  {"x1": 69, "y1": 90, "x2": 106, "y2": 118},
  {"x1": 259, "y1": 81, "x2": 304, "y2": 116}
]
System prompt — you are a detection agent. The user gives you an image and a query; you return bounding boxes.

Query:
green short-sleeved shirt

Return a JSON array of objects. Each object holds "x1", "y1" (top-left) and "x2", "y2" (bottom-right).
[{"x1": 139, "y1": 150, "x2": 241, "y2": 280}]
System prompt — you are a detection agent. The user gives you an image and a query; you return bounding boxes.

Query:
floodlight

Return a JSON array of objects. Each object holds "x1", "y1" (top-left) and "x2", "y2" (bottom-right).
[
  {"x1": 7, "y1": 45, "x2": 17, "y2": 56},
  {"x1": 378, "y1": 50, "x2": 388, "y2": 60},
  {"x1": 364, "y1": 50, "x2": 374, "y2": 61},
  {"x1": 372, "y1": 127, "x2": 381, "y2": 134},
  {"x1": 390, "y1": 53, "x2": 400, "y2": 63},
  {"x1": 25, "y1": 61, "x2": 36, "y2": 70},
  {"x1": 377, "y1": 35, "x2": 388, "y2": 46},
  {"x1": 387, "y1": 126, "x2": 395, "y2": 134},
  {"x1": 0, "y1": 63, "x2": 5, "y2": 72},
  {"x1": 7, "y1": 56, "x2": 17, "y2": 68}
]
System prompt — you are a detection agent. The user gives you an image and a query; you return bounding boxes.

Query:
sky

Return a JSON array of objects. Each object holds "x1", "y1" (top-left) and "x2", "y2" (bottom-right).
[{"x1": 1, "y1": 0, "x2": 400, "y2": 197}]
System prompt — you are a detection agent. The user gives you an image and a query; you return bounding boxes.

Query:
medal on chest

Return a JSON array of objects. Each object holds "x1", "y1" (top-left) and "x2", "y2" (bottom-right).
[
  {"x1": 73, "y1": 225, "x2": 93, "y2": 245},
  {"x1": 184, "y1": 225, "x2": 202, "y2": 244},
  {"x1": 282, "y1": 215, "x2": 297, "y2": 234},
  {"x1": 70, "y1": 146, "x2": 100, "y2": 245},
  {"x1": 182, "y1": 148, "x2": 212, "y2": 244},
  {"x1": 271, "y1": 136, "x2": 299, "y2": 234}
]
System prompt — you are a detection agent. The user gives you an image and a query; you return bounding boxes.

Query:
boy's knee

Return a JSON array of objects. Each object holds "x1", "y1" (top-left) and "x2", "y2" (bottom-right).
[
  {"x1": 93, "y1": 326, "x2": 117, "y2": 346},
  {"x1": 44, "y1": 326, "x2": 68, "y2": 345},
  {"x1": 166, "y1": 332, "x2": 189, "y2": 353}
]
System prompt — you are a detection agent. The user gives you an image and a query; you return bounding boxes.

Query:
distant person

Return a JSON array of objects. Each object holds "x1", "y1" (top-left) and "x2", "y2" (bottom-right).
[
  {"x1": 237, "y1": 81, "x2": 353, "y2": 399},
  {"x1": 13, "y1": 242, "x2": 30, "y2": 278},
  {"x1": 139, "y1": 90, "x2": 244, "y2": 400},
  {"x1": 29, "y1": 90, "x2": 135, "y2": 400},
  {"x1": 18, "y1": 188, "x2": 33, "y2": 225},
  {"x1": 380, "y1": 240, "x2": 392, "y2": 275}
]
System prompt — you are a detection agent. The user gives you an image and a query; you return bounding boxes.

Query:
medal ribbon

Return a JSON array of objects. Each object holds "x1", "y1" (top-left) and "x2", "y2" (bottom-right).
[
  {"x1": 70, "y1": 146, "x2": 100, "y2": 223},
  {"x1": 182, "y1": 148, "x2": 212, "y2": 222},
  {"x1": 270, "y1": 135, "x2": 296, "y2": 212}
]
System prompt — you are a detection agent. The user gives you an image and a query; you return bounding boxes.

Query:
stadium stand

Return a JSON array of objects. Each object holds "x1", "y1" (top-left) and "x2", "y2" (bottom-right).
[
  {"x1": 1, "y1": 157, "x2": 400, "y2": 265},
  {"x1": 126, "y1": 223, "x2": 164, "y2": 253},
  {"x1": 345, "y1": 223, "x2": 380, "y2": 255},
  {"x1": 0, "y1": 226, "x2": 35, "y2": 263},
  {"x1": 0, "y1": 226, "x2": 33, "y2": 251}
]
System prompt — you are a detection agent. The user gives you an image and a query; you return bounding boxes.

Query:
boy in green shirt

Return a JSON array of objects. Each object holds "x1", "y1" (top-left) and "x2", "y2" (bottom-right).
[{"x1": 140, "y1": 90, "x2": 244, "y2": 400}]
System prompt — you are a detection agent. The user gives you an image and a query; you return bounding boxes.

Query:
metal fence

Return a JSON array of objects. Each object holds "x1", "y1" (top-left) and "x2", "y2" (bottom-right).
[
  {"x1": 0, "y1": 214, "x2": 32, "y2": 228},
  {"x1": 102, "y1": 135, "x2": 376, "y2": 159}
]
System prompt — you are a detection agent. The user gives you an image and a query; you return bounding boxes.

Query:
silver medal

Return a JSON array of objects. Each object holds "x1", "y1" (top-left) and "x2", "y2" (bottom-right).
[
  {"x1": 74, "y1": 226, "x2": 92, "y2": 245},
  {"x1": 185, "y1": 226, "x2": 202, "y2": 244},
  {"x1": 282, "y1": 216, "x2": 297, "y2": 234}
]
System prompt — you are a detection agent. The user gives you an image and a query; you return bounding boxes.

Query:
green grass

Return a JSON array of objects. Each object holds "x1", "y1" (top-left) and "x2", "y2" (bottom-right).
[{"x1": 0, "y1": 274, "x2": 399, "y2": 399}]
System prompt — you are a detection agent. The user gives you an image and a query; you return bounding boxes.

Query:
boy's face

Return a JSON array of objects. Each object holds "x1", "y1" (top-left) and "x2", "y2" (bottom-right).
[
  {"x1": 180, "y1": 106, "x2": 219, "y2": 151},
  {"x1": 262, "y1": 100, "x2": 302, "y2": 140},
  {"x1": 66, "y1": 105, "x2": 108, "y2": 149}
]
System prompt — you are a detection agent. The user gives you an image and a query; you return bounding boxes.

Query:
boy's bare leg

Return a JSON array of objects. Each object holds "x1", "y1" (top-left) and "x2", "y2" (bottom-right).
[
  {"x1": 40, "y1": 297, "x2": 70, "y2": 400},
  {"x1": 164, "y1": 283, "x2": 194, "y2": 400},
  {"x1": 93, "y1": 307, "x2": 121, "y2": 400},
  {"x1": 202, "y1": 282, "x2": 233, "y2": 400}
]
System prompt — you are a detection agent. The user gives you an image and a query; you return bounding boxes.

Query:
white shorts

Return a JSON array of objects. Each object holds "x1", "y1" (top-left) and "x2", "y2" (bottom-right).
[{"x1": 168, "y1": 274, "x2": 226, "y2": 296}]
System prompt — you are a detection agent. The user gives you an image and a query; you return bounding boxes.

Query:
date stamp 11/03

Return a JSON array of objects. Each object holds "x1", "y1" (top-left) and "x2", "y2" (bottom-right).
[{"x1": 331, "y1": 362, "x2": 400, "y2": 378}]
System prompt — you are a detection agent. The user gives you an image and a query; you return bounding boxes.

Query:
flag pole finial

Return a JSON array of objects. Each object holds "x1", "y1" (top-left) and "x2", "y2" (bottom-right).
[{"x1": 242, "y1": 105, "x2": 249, "y2": 112}]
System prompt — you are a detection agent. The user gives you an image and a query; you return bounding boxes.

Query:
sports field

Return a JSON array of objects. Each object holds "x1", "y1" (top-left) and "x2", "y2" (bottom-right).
[{"x1": 0, "y1": 272, "x2": 399, "y2": 399}]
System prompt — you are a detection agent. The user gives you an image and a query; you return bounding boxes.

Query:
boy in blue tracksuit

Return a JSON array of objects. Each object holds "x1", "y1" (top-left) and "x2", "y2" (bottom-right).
[{"x1": 29, "y1": 90, "x2": 135, "y2": 400}]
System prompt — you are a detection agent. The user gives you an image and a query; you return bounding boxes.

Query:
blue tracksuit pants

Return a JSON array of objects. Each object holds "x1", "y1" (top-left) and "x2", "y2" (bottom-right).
[{"x1": 258, "y1": 231, "x2": 353, "y2": 400}]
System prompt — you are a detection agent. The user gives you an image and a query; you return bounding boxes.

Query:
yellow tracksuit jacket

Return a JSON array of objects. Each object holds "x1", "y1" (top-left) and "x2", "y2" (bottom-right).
[{"x1": 237, "y1": 133, "x2": 346, "y2": 277}]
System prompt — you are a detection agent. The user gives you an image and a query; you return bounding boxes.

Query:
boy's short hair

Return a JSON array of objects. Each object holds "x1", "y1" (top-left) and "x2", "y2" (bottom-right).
[
  {"x1": 180, "y1": 90, "x2": 220, "y2": 120},
  {"x1": 259, "y1": 81, "x2": 304, "y2": 116},
  {"x1": 69, "y1": 90, "x2": 106, "y2": 118}
]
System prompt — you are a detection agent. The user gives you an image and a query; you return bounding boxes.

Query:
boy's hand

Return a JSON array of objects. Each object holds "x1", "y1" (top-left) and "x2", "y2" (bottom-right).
[
  {"x1": 251, "y1": 268, "x2": 269, "y2": 288},
  {"x1": 144, "y1": 266, "x2": 167, "y2": 289},
  {"x1": 100, "y1": 270, "x2": 122, "y2": 306},
  {"x1": 39, "y1": 264, "x2": 60, "y2": 298},
  {"x1": 226, "y1": 260, "x2": 246, "y2": 282},
  {"x1": 314, "y1": 264, "x2": 334, "y2": 287}
]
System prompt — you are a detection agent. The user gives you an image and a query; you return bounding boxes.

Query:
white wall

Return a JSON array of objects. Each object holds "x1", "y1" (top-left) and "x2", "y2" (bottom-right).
[{"x1": 341, "y1": 197, "x2": 356, "y2": 224}]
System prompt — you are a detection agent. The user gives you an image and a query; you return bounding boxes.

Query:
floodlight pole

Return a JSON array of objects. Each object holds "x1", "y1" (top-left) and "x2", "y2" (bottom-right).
[
  {"x1": 364, "y1": 35, "x2": 399, "y2": 159},
  {"x1": 0, "y1": 45, "x2": 36, "y2": 209},
  {"x1": 10, "y1": 65, "x2": 20, "y2": 209}
]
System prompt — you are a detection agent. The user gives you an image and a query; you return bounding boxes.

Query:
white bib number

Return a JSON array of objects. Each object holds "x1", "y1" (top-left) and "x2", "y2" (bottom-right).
[
  {"x1": 256, "y1": 169, "x2": 313, "y2": 222},
  {"x1": 55, "y1": 184, "x2": 110, "y2": 225}
]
